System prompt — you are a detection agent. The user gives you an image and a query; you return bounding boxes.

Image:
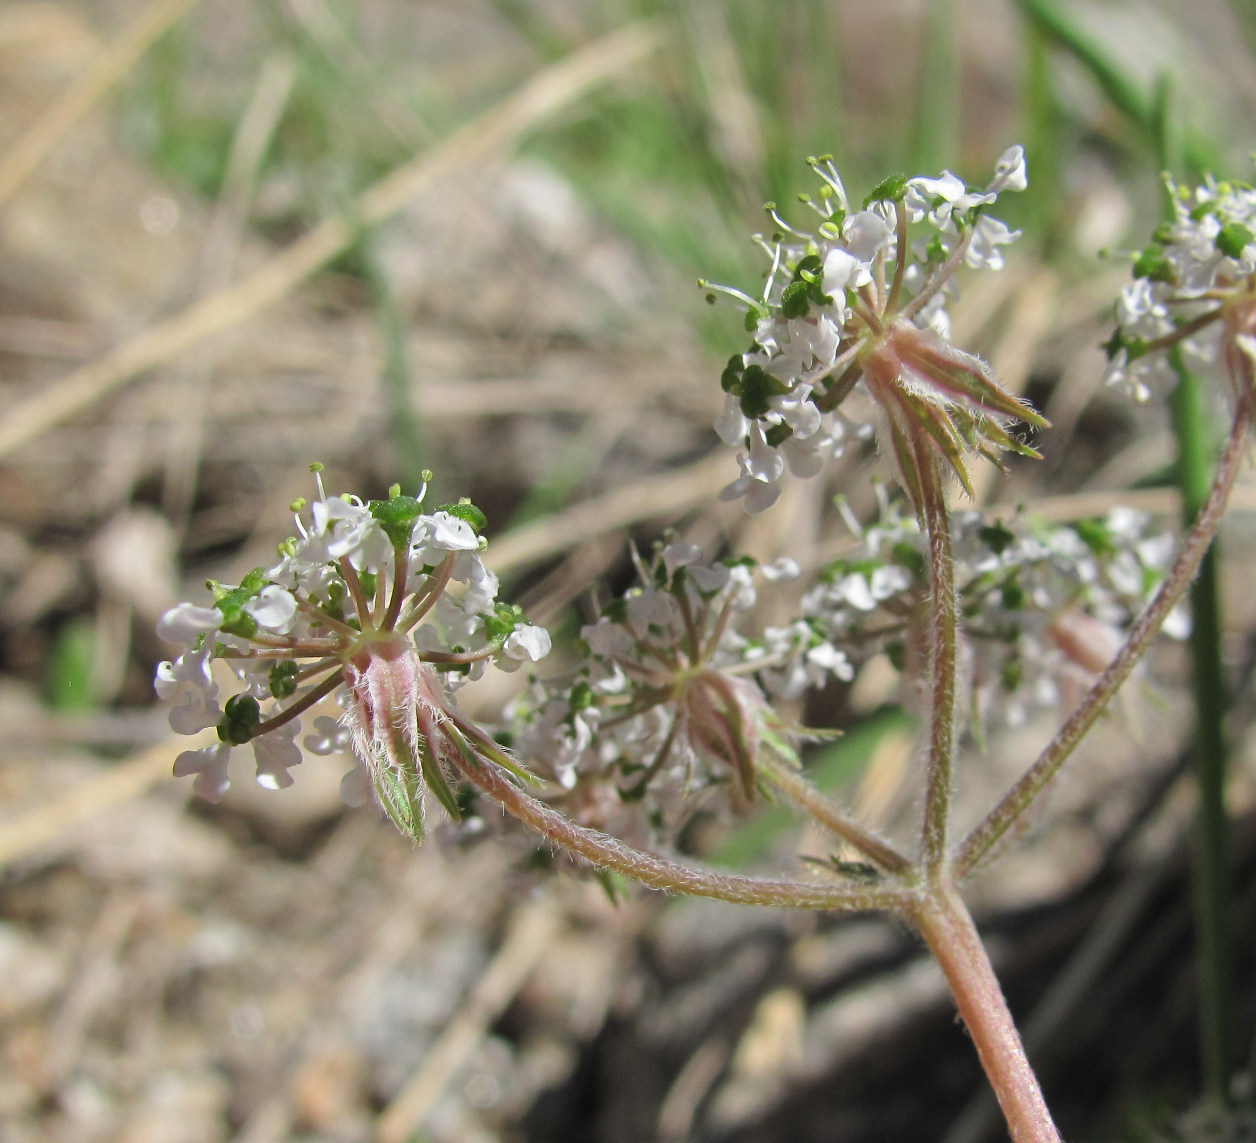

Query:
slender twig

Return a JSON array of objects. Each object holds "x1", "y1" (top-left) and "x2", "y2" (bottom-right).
[
  {"x1": 338, "y1": 557, "x2": 374, "y2": 630},
  {"x1": 251, "y1": 669, "x2": 344, "y2": 736},
  {"x1": 956, "y1": 392, "x2": 1253, "y2": 875},
  {"x1": 900, "y1": 218, "x2": 977, "y2": 323},
  {"x1": 382, "y1": 543, "x2": 410, "y2": 631},
  {"x1": 918, "y1": 448, "x2": 960, "y2": 873},
  {"x1": 1141, "y1": 307, "x2": 1224, "y2": 354},
  {"x1": 448, "y1": 731, "x2": 915, "y2": 913},
  {"x1": 397, "y1": 556, "x2": 456, "y2": 632},
  {"x1": 755, "y1": 752, "x2": 912, "y2": 874},
  {"x1": 292, "y1": 594, "x2": 360, "y2": 640},
  {"x1": 886, "y1": 201, "x2": 911, "y2": 314}
]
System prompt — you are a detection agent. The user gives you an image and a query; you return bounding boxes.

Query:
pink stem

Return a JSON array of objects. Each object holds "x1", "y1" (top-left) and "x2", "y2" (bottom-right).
[
  {"x1": 914, "y1": 882, "x2": 1062, "y2": 1143},
  {"x1": 450, "y1": 740, "x2": 915, "y2": 914}
]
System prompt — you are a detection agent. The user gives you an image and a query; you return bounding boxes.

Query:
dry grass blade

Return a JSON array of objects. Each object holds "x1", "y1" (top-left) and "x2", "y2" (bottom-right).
[
  {"x1": 374, "y1": 899, "x2": 561, "y2": 1143},
  {"x1": 162, "y1": 51, "x2": 297, "y2": 522},
  {"x1": 0, "y1": 0, "x2": 203, "y2": 209},
  {"x1": 485, "y1": 450, "x2": 733, "y2": 573},
  {"x1": 0, "y1": 730, "x2": 208, "y2": 868},
  {"x1": 0, "y1": 18, "x2": 665, "y2": 461}
]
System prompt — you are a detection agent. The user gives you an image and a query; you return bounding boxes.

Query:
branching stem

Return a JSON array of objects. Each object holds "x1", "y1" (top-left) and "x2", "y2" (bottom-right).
[
  {"x1": 956, "y1": 393, "x2": 1253, "y2": 875},
  {"x1": 449, "y1": 743, "x2": 915, "y2": 914}
]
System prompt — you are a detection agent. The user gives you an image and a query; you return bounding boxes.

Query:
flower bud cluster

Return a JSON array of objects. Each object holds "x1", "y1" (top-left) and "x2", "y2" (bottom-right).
[
  {"x1": 805, "y1": 498, "x2": 1184, "y2": 729},
  {"x1": 155, "y1": 467, "x2": 549, "y2": 839},
  {"x1": 1105, "y1": 172, "x2": 1256, "y2": 402},
  {"x1": 703, "y1": 146, "x2": 1042, "y2": 513},
  {"x1": 512, "y1": 542, "x2": 853, "y2": 836}
]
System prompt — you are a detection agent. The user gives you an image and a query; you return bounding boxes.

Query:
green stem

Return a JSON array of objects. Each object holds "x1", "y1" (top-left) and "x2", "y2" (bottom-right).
[
  {"x1": 1169, "y1": 352, "x2": 1233, "y2": 1095},
  {"x1": 918, "y1": 450, "x2": 959, "y2": 873},
  {"x1": 956, "y1": 394, "x2": 1253, "y2": 875},
  {"x1": 755, "y1": 752, "x2": 912, "y2": 875}
]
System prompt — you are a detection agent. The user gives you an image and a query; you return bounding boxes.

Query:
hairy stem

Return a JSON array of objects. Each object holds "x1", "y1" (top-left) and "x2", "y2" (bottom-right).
[
  {"x1": 450, "y1": 742, "x2": 915, "y2": 913},
  {"x1": 956, "y1": 393, "x2": 1253, "y2": 875},
  {"x1": 755, "y1": 752, "x2": 912, "y2": 874},
  {"x1": 914, "y1": 882, "x2": 1062, "y2": 1143},
  {"x1": 918, "y1": 448, "x2": 960, "y2": 873}
]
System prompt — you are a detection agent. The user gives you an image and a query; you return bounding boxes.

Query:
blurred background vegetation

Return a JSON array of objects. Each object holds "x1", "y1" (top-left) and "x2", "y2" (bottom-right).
[{"x1": 2, "y1": 1, "x2": 1256, "y2": 1140}]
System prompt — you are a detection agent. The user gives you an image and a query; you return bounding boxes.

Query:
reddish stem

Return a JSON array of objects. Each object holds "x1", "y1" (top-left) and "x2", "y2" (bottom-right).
[
  {"x1": 918, "y1": 444, "x2": 959, "y2": 873},
  {"x1": 449, "y1": 736, "x2": 915, "y2": 914},
  {"x1": 914, "y1": 882, "x2": 1062, "y2": 1143},
  {"x1": 956, "y1": 392, "x2": 1253, "y2": 875}
]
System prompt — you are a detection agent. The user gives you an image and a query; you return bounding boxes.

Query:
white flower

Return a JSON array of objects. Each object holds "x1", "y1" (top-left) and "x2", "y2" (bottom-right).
[
  {"x1": 313, "y1": 495, "x2": 394, "y2": 571},
  {"x1": 720, "y1": 455, "x2": 782, "y2": 515},
  {"x1": 688, "y1": 563, "x2": 732, "y2": 594},
  {"x1": 501, "y1": 624, "x2": 552, "y2": 668},
  {"x1": 626, "y1": 587, "x2": 678, "y2": 638},
  {"x1": 761, "y1": 557, "x2": 800, "y2": 582},
  {"x1": 843, "y1": 209, "x2": 895, "y2": 261},
  {"x1": 450, "y1": 552, "x2": 499, "y2": 612},
  {"x1": 770, "y1": 383, "x2": 822, "y2": 439},
  {"x1": 414, "y1": 511, "x2": 480, "y2": 562},
  {"x1": 745, "y1": 423, "x2": 785, "y2": 483},
  {"x1": 986, "y1": 145, "x2": 1027, "y2": 195},
  {"x1": 714, "y1": 394, "x2": 750, "y2": 445},
  {"x1": 806, "y1": 641, "x2": 854, "y2": 683},
  {"x1": 964, "y1": 215, "x2": 1021, "y2": 271},
  {"x1": 705, "y1": 148, "x2": 1031, "y2": 511},
  {"x1": 304, "y1": 715, "x2": 351, "y2": 756},
  {"x1": 244, "y1": 585, "x2": 298, "y2": 634},
  {"x1": 173, "y1": 743, "x2": 232, "y2": 803},
  {"x1": 339, "y1": 765, "x2": 372, "y2": 808},
  {"x1": 253, "y1": 718, "x2": 302, "y2": 790},
  {"x1": 582, "y1": 615, "x2": 636, "y2": 659},
  {"x1": 157, "y1": 603, "x2": 222, "y2": 646},
  {"x1": 155, "y1": 643, "x2": 222, "y2": 734},
  {"x1": 662, "y1": 542, "x2": 704, "y2": 575},
  {"x1": 904, "y1": 170, "x2": 989, "y2": 228},
  {"x1": 822, "y1": 248, "x2": 871, "y2": 294}
]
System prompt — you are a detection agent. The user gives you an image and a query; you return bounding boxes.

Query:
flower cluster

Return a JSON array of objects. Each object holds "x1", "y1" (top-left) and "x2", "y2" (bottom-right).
[
  {"x1": 512, "y1": 542, "x2": 853, "y2": 836},
  {"x1": 155, "y1": 467, "x2": 549, "y2": 840},
  {"x1": 1105, "y1": 172, "x2": 1256, "y2": 402},
  {"x1": 804, "y1": 497, "x2": 1184, "y2": 729},
  {"x1": 703, "y1": 146, "x2": 1045, "y2": 513}
]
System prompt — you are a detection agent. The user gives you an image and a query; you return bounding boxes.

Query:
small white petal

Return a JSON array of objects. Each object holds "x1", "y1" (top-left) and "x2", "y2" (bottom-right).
[
  {"x1": 157, "y1": 603, "x2": 221, "y2": 645},
  {"x1": 173, "y1": 743, "x2": 232, "y2": 803},
  {"x1": 843, "y1": 210, "x2": 894, "y2": 261},
  {"x1": 761, "y1": 558, "x2": 800, "y2": 582},
  {"x1": 986, "y1": 145, "x2": 1028, "y2": 195},
  {"x1": 244, "y1": 585, "x2": 298, "y2": 634},
  {"x1": 714, "y1": 394, "x2": 749, "y2": 446},
  {"x1": 662, "y1": 543, "x2": 703, "y2": 575},
  {"x1": 821, "y1": 248, "x2": 869, "y2": 295},
  {"x1": 503, "y1": 624, "x2": 552, "y2": 663}
]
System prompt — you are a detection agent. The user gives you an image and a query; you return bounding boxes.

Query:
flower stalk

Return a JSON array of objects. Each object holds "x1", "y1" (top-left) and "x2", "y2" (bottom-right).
[
  {"x1": 918, "y1": 447, "x2": 960, "y2": 874},
  {"x1": 449, "y1": 727, "x2": 915, "y2": 914},
  {"x1": 914, "y1": 883, "x2": 1062, "y2": 1143},
  {"x1": 957, "y1": 388, "x2": 1253, "y2": 876}
]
